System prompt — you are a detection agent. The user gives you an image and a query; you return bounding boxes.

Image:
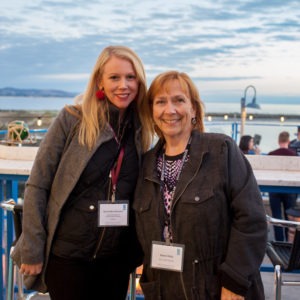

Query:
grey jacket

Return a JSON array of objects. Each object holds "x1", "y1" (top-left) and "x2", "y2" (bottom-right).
[
  {"x1": 133, "y1": 131, "x2": 267, "y2": 300},
  {"x1": 11, "y1": 107, "x2": 142, "y2": 292}
]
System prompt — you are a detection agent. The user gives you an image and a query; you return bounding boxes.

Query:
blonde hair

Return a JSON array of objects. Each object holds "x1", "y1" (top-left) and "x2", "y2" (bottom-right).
[
  {"x1": 140, "y1": 71, "x2": 205, "y2": 143},
  {"x1": 70, "y1": 45, "x2": 150, "y2": 151}
]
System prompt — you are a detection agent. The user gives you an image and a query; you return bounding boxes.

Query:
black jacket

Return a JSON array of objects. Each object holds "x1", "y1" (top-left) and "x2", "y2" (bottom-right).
[
  {"x1": 134, "y1": 131, "x2": 267, "y2": 300},
  {"x1": 51, "y1": 104, "x2": 142, "y2": 268}
]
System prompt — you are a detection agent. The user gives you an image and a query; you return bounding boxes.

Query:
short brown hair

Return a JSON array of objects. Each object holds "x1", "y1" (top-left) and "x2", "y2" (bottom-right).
[
  {"x1": 278, "y1": 131, "x2": 290, "y2": 143},
  {"x1": 140, "y1": 71, "x2": 205, "y2": 141}
]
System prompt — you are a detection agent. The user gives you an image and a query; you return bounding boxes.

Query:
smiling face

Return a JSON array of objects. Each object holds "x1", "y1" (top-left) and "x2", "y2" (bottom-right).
[
  {"x1": 98, "y1": 55, "x2": 139, "y2": 114},
  {"x1": 152, "y1": 79, "x2": 196, "y2": 144}
]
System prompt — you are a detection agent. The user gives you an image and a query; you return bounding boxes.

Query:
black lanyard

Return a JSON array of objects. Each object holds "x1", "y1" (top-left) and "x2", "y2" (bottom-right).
[{"x1": 160, "y1": 136, "x2": 192, "y2": 244}]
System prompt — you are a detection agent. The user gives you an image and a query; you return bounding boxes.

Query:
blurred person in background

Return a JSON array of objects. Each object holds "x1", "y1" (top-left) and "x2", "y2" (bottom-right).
[
  {"x1": 239, "y1": 135, "x2": 260, "y2": 155},
  {"x1": 289, "y1": 125, "x2": 300, "y2": 156},
  {"x1": 268, "y1": 131, "x2": 297, "y2": 241}
]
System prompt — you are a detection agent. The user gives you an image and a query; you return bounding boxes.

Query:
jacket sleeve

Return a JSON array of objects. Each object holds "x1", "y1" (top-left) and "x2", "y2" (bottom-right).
[
  {"x1": 219, "y1": 137, "x2": 267, "y2": 296},
  {"x1": 16, "y1": 108, "x2": 76, "y2": 265}
]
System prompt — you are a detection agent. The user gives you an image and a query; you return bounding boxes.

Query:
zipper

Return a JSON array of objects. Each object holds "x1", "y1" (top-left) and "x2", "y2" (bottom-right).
[
  {"x1": 92, "y1": 170, "x2": 112, "y2": 259},
  {"x1": 92, "y1": 228, "x2": 106, "y2": 259},
  {"x1": 192, "y1": 259, "x2": 199, "y2": 288},
  {"x1": 170, "y1": 161, "x2": 203, "y2": 300}
]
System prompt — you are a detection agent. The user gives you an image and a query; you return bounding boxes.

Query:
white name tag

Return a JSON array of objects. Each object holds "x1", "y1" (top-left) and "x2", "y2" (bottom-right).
[
  {"x1": 151, "y1": 241, "x2": 185, "y2": 272},
  {"x1": 98, "y1": 200, "x2": 129, "y2": 227}
]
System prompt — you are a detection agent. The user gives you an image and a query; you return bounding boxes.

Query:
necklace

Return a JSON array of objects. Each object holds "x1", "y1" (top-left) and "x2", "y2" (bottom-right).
[{"x1": 160, "y1": 136, "x2": 192, "y2": 244}]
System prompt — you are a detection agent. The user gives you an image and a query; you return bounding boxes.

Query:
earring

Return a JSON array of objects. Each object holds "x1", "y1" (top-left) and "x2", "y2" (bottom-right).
[
  {"x1": 191, "y1": 117, "x2": 197, "y2": 125},
  {"x1": 96, "y1": 89, "x2": 105, "y2": 100}
]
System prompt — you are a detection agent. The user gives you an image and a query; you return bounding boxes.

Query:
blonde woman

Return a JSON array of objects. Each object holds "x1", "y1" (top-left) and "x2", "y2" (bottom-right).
[
  {"x1": 12, "y1": 46, "x2": 150, "y2": 300},
  {"x1": 134, "y1": 71, "x2": 267, "y2": 300}
]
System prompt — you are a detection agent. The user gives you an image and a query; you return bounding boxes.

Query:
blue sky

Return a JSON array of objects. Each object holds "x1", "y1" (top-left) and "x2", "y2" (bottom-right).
[{"x1": 1, "y1": 0, "x2": 300, "y2": 103}]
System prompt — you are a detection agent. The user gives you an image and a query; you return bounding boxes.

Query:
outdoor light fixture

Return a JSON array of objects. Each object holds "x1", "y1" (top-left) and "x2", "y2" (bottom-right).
[
  {"x1": 240, "y1": 85, "x2": 260, "y2": 136},
  {"x1": 224, "y1": 114, "x2": 229, "y2": 120},
  {"x1": 249, "y1": 115, "x2": 253, "y2": 121},
  {"x1": 280, "y1": 116, "x2": 285, "y2": 122},
  {"x1": 37, "y1": 117, "x2": 42, "y2": 127},
  {"x1": 207, "y1": 116, "x2": 212, "y2": 122}
]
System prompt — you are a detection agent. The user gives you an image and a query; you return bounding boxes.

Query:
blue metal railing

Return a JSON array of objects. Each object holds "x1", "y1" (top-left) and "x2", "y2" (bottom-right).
[{"x1": 0, "y1": 129, "x2": 48, "y2": 135}]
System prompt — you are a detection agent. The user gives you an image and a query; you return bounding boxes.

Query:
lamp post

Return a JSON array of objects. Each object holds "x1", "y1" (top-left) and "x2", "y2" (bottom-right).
[{"x1": 240, "y1": 85, "x2": 260, "y2": 137}]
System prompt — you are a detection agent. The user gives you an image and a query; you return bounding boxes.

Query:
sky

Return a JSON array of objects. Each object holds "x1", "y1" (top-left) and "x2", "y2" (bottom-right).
[{"x1": 1, "y1": 0, "x2": 300, "y2": 104}]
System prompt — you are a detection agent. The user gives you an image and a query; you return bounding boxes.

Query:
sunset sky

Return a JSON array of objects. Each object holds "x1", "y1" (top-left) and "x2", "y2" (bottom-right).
[{"x1": 1, "y1": 0, "x2": 300, "y2": 103}]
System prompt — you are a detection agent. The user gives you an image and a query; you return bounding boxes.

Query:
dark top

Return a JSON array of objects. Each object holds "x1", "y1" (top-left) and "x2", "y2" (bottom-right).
[
  {"x1": 268, "y1": 148, "x2": 297, "y2": 156},
  {"x1": 289, "y1": 139, "x2": 300, "y2": 156}
]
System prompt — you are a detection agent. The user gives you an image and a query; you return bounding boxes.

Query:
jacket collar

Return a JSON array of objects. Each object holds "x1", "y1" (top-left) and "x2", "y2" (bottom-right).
[
  {"x1": 61, "y1": 103, "x2": 142, "y2": 201},
  {"x1": 144, "y1": 130, "x2": 209, "y2": 189}
]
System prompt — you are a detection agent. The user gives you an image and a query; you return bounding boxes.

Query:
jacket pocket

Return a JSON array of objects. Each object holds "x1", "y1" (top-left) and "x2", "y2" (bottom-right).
[
  {"x1": 139, "y1": 279, "x2": 161, "y2": 300},
  {"x1": 181, "y1": 187, "x2": 214, "y2": 205},
  {"x1": 54, "y1": 198, "x2": 98, "y2": 243},
  {"x1": 133, "y1": 196, "x2": 152, "y2": 213}
]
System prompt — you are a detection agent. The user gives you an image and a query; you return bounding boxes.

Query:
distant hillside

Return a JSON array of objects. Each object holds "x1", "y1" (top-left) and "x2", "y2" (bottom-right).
[{"x1": 0, "y1": 87, "x2": 77, "y2": 97}]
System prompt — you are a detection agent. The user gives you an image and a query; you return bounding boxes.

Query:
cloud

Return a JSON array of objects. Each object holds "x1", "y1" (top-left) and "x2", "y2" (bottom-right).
[
  {"x1": 0, "y1": 0, "x2": 300, "y2": 98},
  {"x1": 189, "y1": 5, "x2": 242, "y2": 21},
  {"x1": 236, "y1": 27, "x2": 264, "y2": 33},
  {"x1": 238, "y1": 0, "x2": 300, "y2": 12},
  {"x1": 192, "y1": 76, "x2": 262, "y2": 81},
  {"x1": 272, "y1": 35, "x2": 299, "y2": 41},
  {"x1": 265, "y1": 20, "x2": 300, "y2": 30}
]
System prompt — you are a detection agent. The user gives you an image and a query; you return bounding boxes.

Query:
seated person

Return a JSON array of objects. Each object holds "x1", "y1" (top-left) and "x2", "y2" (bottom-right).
[
  {"x1": 268, "y1": 131, "x2": 297, "y2": 241},
  {"x1": 239, "y1": 135, "x2": 260, "y2": 154},
  {"x1": 289, "y1": 126, "x2": 300, "y2": 156}
]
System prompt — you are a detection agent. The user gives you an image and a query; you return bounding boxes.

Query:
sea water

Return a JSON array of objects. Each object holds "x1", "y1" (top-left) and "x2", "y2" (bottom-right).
[
  {"x1": 0, "y1": 96, "x2": 299, "y2": 153},
  {"x1": 1, "y1": 96, "x2": 300, "y2": 115},
  {"x1": 0, "y1": 96, "x2": 74, "y2": 111}
]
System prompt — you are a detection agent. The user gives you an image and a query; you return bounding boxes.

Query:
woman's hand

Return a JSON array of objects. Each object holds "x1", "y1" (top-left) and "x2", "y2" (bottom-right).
[
  {"x1": 20, "y1": 263, "x2": 43, "y2": 276},
  {"x1": 221, "y1": 287, "x2": 244, "y2": 300},
  {"x1": 254, "y1": 146, "x2": 261, "y2": 155}
]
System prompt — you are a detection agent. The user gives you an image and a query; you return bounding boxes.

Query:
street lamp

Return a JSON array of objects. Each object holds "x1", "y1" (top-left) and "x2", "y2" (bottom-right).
[{"x1": 240, "y1": 85, "x2": 260, "y2": 136}]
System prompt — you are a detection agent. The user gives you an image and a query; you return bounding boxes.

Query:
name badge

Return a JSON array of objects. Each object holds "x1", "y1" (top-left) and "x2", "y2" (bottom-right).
[
  {"x1": 98, "y1": 200, "x2": 129, "y2": 227},
  {"x1": 151, "y1": 241, "x2": 185, "y2": 272}
]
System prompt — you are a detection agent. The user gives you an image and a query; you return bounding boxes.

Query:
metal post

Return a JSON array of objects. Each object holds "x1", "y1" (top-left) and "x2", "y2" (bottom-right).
[
  {"x1": 231, "y1": 122, "x2": 239, "y2": 143},
  {"x1": 240, "y1": 106, "x2": 246, "y2": 137},
  {"x1": 7, "y1": 249, "x2": 15, "y2": 300},
  {"x1": 0, "y1": 180, "x2": 4, "y2": 300},
  {"x1": 5, "y1": 181, "x2": 18, "y2": 285},
  {"x1": 240, "y1": 85, "x2": 259, "y2": 137},
  {"x1": 4, "y1": 181, "x2": 18, "y2": 300},
  {"x1": 274, "y1": 265, "x2": 281, "y2": 300},
  {"x1": 129, "y1": 270, "x2": 136, "y2": 300},
  {"x1": 16, "y1": 265, "x2": 25, "y2": 300}
]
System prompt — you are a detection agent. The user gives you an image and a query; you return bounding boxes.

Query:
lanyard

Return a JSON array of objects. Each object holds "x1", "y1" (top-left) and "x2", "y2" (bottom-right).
[
  {"x1": 110, "y1": 147, "x2": 124, "y2": 202},
  {"x1": 108, "y1": 123, "x2": 126, "y2": 203},
  {"x1": 160, "y1": 136, "x2": 192, "y2": 244}
]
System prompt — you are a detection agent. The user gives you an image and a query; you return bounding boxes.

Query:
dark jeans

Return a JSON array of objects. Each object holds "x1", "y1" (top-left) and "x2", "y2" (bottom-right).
[
  {"x1": 45, "y1": 254, "x2": 130, "y2": 300},
  {"x1": 269, "y1": 192, "x2": 297, "y2": 241}
]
